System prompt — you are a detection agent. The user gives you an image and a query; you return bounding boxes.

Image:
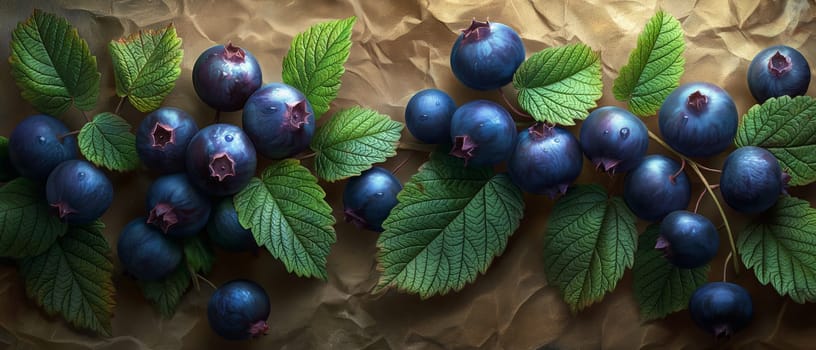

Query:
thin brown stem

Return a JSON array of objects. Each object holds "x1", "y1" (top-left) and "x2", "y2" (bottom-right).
[
  {"x1": 114, "y1": 96, "x2": 126, "y2": 115},
  {"x1": 722, "y1": 251, "x2": 732, "y2": 282},
  {"x1": 296, "y1": 152, "x2": 316, "y2": 160},
  {"x1": 765, "y1": 300, "x2": 788, "y2": 343},
  {"x1": 391, "y1": 154, "x2": 412, "y2": 174},
  {"x1": 696, "y1": 163, "x2": 722, "y2": 173},
  {"x1": 693, "y1": 184, "x2": 719, "y2": 213},
  {"x1": 497, "y1": 88, "x2": 533, "y2": 119},
  {"x1": 58, "y1": 130, "x2": 81, "y2": 141},
  {"x1": 197, "y1": 273, "x2": 218, "y2": 291}
]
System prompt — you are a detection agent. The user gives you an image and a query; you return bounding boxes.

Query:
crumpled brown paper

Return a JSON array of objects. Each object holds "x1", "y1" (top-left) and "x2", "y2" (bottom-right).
[{"x1": 1, "y1": 0, "x2": 815, "y2": 349}]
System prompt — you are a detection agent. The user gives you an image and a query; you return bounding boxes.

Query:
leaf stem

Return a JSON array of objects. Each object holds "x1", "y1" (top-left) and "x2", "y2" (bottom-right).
[
  {"x1": 497, "y1": 88, "x2": 533, "y2": 119},
  {"x1": 693, "y1": 184, "x2": 719, "y2": 213},
  {"x1": 114, "y1": 96, "x2": 126, "y2": 115},
  {"x1": 58, "y1": 130, "x2": 81, "y2": 141},
  {"x1": 695, "y1": 163, "x2": 722, "y2": 173},
  {"x1": 196, "y1": 273, "x2": 218, "y2": 291},
  {"x1": 297, "y1": 152, "x2": 316, "y2": 160},
  {"x1": 79, "y1": 109, "x2": 90, "y2": 123},
  {"x1": 391, "y1": 154, "x2": 412, "y2": 174},
  {"x1": 397, "y1": 141, "x2": 435, "y2": 153},
  {"x1": 722, "y1": 251, "x2": 732, "y2": 282},
  {"x1": 648, "y1": 130, "x2": 740, "y2": 274}
]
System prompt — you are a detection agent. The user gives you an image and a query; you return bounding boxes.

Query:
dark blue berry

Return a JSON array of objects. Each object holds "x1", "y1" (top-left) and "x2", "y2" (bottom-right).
[
  {"x1": 580, "y1": 106, "x2": 649, "y2": 174},
  {"x1": 117, "y1": 218, "x2": 182, "y2": 281},
  {"x1": 46, "y1": 160, "x2": 113, "y2": 224},
  {"x1": 136, "y1": 107, "x2": 199, "y2": 173},
  {"x1": 658, "y1": 82, "x2": 738, "y2": 158},
  {"x1": 193, "y1": 43, "x2": 262, "y2": 112},
  {"x1": 208, "y1": 279, "x2": 271, "y2": 340},
  {"x1": 146, "y1": 173, "x2": 212, "y2": 238},
  {"x1": 748, "y1": 45, "x2": 810, "y2": 103},
  {"x1": 242, "y1": 82, "x2": 315, "y2": 159},
  {"x1": 508, "y1": 124, "x2": 583, "y2": 197},
  {"x1": 342, "y1": 167, "x2": 402, "y2": 232},
  {"x1": 720, "y1": 146, "x2": 787, "y2": 214},
  {"x1": 207, "y1": 198, "x2": 257, "y2": 252},
  {"x1": 8, "y1": 114, "x2": 78, "y2": 181},
  {"x1": 656, "y1": 210, "x2": 719, "y2": 269},
  {"x1": 689, "y1": 282, "x2": 753, "y2": 338},
  {"x1": 449, "y1": 100, "x2": 516, "y2": 167},
  {"x1": 623, "y1": 155, "x2": 691, "y2": 222},
  {"x1": 450, "y1": 20, "x2": 525, "y2": 90},
  {"x1": 186, "y1": 123, "x2": 257, "y2": 197},
  {"x1": 404, "y1": 89, "x2": 457, "y2": 144}
]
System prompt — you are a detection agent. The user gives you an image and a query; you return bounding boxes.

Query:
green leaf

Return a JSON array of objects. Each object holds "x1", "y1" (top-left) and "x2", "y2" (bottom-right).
[
  {"x1": 734, "y1": 96, "x2": 816, "y2": 186},
  {"x1": 0, "y1": 178, "x2": 67, "y2": 258},
  {"x1": 234, "y1": 160, "x2": 336, "y2": 279},
  {"x1": 109, "y1": 23, "x2": 183, "y2": 112},
  {"x1": 78, "y1": 112, "x2": 139, "y2": 172},
  {"x1": 737, "y1": 196, "x2": 816, "y2": 303},
  {"x1": 633, "y1": 224, "x2": 709, "y2": 321},
  {"x1": 0, "y1": 136, "x2": 16, "y2": 182},
  {"x1": 19, "y1": 221, "x2": 115, "y2": 336},
  {"x1": 282, "y1": 17, "x2": 356, "y2": 118},
  {"x1": 139, "y1": 264, "x2": 191, "y2": 318},
  {"x1": 311, "y1": 107, "x2": 403, "y2": 182},
  {"x1": 612, "y1": 11, "x2": 685, "y2": 117},
  {"x1": 543, "y1": 185, "x2": 637, "y2": 312},
  {"x1": 184, "y1": 237, "x2": 214, "y2": 275},
  {"x1": 512, "y1": 43, "x2": 603, "y2": 125},
  {"x1": 9, "y1": 9, "x2": 100, "y2": 115},
  {"x1": 375, "y1": 151, "x2": 525, "y2": 298}
]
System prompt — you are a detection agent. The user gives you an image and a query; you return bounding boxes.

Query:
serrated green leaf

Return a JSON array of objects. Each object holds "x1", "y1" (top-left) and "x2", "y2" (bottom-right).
[
  {"x1": 737, "y1": 196, "x2": 816, "y2": 303},
  {"x1": 512, "y1": 43, "x2": 603, "y2": 125},
  {"x1": 79, "y1": 112, "x2": 139, "y2": 171},
  {"x1": 543, "y1": 184, "x2": 637, "y2": 312},
  {"x1": 19, "y1": 221, "x2": 115, "y2": 336},
  {"x1": 734, "y1": 96, "x2": 816, "y2": 186},
  {"x1": 633, "y1": 224, "x2": 709, "y2": 321},
  {"x1": 234, "y1": 160, "x2": 336, "y2": 279},
  {"x1": 9, "y1": 9, "x2": 100, "y2": 115},
  {"x1": 613, "y1": 11, "x2": 685, "y2": 117},
  {"x1": 109, "y1": 23, "x2": 183, "y2": 112},
  {"x1": 375, "y1": 151, "x2": 525, "y2": 298},
  {"x1": 0, "y1": 178, "x2": 67, "y2": 258},
  {"x1": 184, "y1": 236, "x2": 214, "y2": 275},
  {"x1": 140, "y1": 264, "x2": 191, "y2": 318},
  {"x1": 311, "y1": 107, "x2": 403, "y2": 182},
  {"x1": 282, "y1": 17, "x2": 356, "y2": 118},
  {"x1": 0, "y1": 136, "x2": 16, "y2": 182}
]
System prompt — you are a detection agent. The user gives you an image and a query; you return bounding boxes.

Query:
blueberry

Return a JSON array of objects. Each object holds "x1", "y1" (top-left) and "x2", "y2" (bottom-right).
[
  {"x1": 208, "y1": 279, "x2": 271, "y2": 340},
  {"x1": 117, "y1": 218, "x2": 182, "y2": 281},
  {"x1": 242, "y1": 83, "x2": 315, "y2": 159},
  {"x1": 342, "y1": 167, "x2": 402, "y2": 232},
  {"x1": 207, "y1": 198, "x2": 257, "y2": 252},
  {"x1": 508, "y1": 124, "x2": 583, "y2": 197},
  {"x1": 186, "y1": 123, "x2": 257, "y2": 197},
  {"x1": 8, "y1": 114, "x2": 78, "y2": 181},
  {"x1": 0, "y1": 136, "x2": 17, "y2": 182},
  {"x1": 748, "y1": 45, "x2": 810, "y2": 103},
  {"x1": 579, "y1": 106, "x2": 649, "y2": 174},
  {"x1": 689, "y1": 282, "x2": 753, "y2": 338},
  {"x1": 46, "y1": 160, "x2": 113, "y2": 224},
  {"x1": 146, "y1": 173, "x2": 212, "y2": 238},
  {"x1": 450, "y1": 20, "x2": 525, "y2": 90},
  {"x1": 656, "y1": 210, "x2": 719, "y2": 269},
  {"x1": 658, "y1": 82, "x2": 738, "y2": 158},
  {"x1": 623, "y1": 155, "x2": 691, "y2": 222},
  {"x1": 719, "y1": 146, "x2": 787, "y2": 214},
  {"x1": 136, "y1": 107, "x2": 199, "y2": 173},
  {"x1": 193, "y1": 43, "x2": 263, "y2": 112},
  {"x1": 404, "y1": 89, "x2": 457, "y2": 144},
  {"x1": 449, "y1": 100, "x2": 517, "y2": 167}
]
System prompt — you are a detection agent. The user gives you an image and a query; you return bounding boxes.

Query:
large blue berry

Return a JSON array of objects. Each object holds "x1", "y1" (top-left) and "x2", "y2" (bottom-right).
[
  {"x1": 656, "y1": 210, "x2": 719, "y2": 269},
  {"x1": 186, "y1": 124, "x2": 257, "y2": 197},
  {"x1": 579, "y1": 106, "x2": 649, "y2": 174},
  {"x1": 193, "y1": 43, "x2": 262, "y2": 112},
  {"x1": 242, "y1": 82, "x2": 315, "y2": 159},
  {"x1": 449, "y1": 100, "x2": 516, "y2": 167},
  {"x1": 623, "y1": 155, "x2": 691, "y2": 222},
  {"x1": 146, "y1": 173, "x2": 212, "y2": 238},
  {"x1": 450, "y1": 20, "x2": 525, "y2": 90},
  {"x1": 207, "y1": 198, "x2": 257, "y2": 252},
  {"x1": 689, "y1": 282, "x2": 753, "y2": 338},
  {"x1": 136, "y1": 107, "x2": 199, "y2": 173},
  {"x1": 508, "y1": 124, "x2": 583, "y2": 197},
  {"x1": 117, "y1": 218, "x2": 182, "y2": 281},
  {"x1": 658, "y1": 82, "x2": 738, "y2": 158},
  {"x1": 720, "y1": 146, "x2": 787, "y2": 214},
  {"x1": 747, "y1": 45, "x2": 810, "y2": 103},
  {"x1": 343, "y1": 167, "x2": 402, "y2": 232},
  {"x1": 46, "y1": 160, "x2": 113, "y2": 224},
  {"x1": 404, "y1": 89, "x2": 457, "y2": 144},
  {"x1": 8, "y1": 114, "x2": 78, "y2": 181},
  {"x1": 208, "y1": 279, "x2": 271, "y2": 340}
]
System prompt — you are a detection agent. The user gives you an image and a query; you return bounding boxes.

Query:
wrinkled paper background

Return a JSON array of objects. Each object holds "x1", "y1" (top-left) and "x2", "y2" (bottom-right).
[{"x1": 1, "y1": 0, "x2": 816, "y2": 349}]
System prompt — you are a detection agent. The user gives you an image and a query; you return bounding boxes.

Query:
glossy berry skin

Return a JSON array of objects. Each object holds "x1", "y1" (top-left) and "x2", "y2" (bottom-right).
[
  {"x1": 450, "y1": 20, "x2": 525, "y2": 90},
  {"x1": 8, "y1": 114, "x2": 78, "y2": 181},
  {"x1": 747, "y1": 45, "x2": 810, "y2": 103},
  {"x1": 146, "y1": 174, "x2": 212, "y2": 238},
  {"x1": 136, "y1": 107, "x2": 199, "y2": 173},
  {"x1": 689, "y1": 282, "x2": 753, "y2": 338},
  {"x1": 117, "y1": 218, "x2": 182, "y2": 281},
  {"x1": 404, "y1": 89, "x2": 457, "y2": 144},
  {"x1": 579, "y1": 106, "x2": 649, "y2": 173},
  {"x1": 46, "y1": 160, "x2": 113, "y2": 224},
  {"x1": 208, "y1": 279, "x2": 271, "y2": 340},
  {"x1": 658, "y1": 82, "x2": 738, "y2": 158},
  {"x1": 720, "y1": 146, "x2": 786, "y2": 214},
  {"x1": 186, "y1": 124, "x2": 257, "y2": 197},
  {"x1": 623, "y1": 155, "x2": 691, "y2": 222},
  {"x1": 508, "y1": 124, "x2": 583, "y2": 197},
  {"x1": 208, "y1": 198, "x2": 257, "y2": 252},
  {"x1": 242, "y1": 83, "x2": 315, "y2": 159},
  {"x1": 342, "y1": 167, "x2": 402, "y2": 232},
  {"x1": 193, "y1": 43, "x2": 262, "y2": 112},
  {"x1": 449, "y1": 100, "x2": 517, "y2": 167},
  {"x1": 656, "y1": 210, "x2": 719, "y2": 269}
]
